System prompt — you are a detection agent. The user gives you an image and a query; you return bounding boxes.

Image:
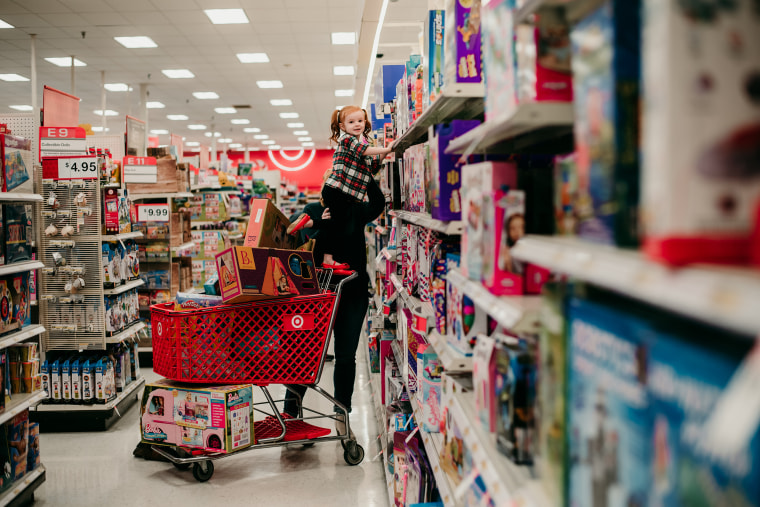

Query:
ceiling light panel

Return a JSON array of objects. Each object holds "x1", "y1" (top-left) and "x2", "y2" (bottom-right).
[
  {"x1": 9, "y1": 105, "x2": 32, "y2": 111},
  {"x1": 185, "y1": 141, "x2": 200, "y2": 146},
  {"x1": 243, "y1": 127, "x2": 261, "y2": 133},
  {"x1": 219, "y1": 138, "x2": 232, "y2": 143},
  {"x1": 302, "y1": 142, "x2": 315, "y2": 147},
  {"x1": 114, "y1": 36, "x2": 157, "y2": 48},
  {"x1": 193, "y1": 92, "x2": 219, "y2": 99},
  {"x1": 229, "y1": 143, "x2": 242, "y2": 148},
  {"x1": 268, "y1": 145, "x2": 281, "y2": 150},
  {"x1": 253, "y1": 135, "x2": 268, "y2": 139},
  {"x1": 0, "y1": 74, "x2": 29, "y2": 82},
  {"x1": 150, "y1": 129, "x2": 169, "y2": 134},
  {"x1": 146, "y1": 102, "x2": 165, "y2": 109},
  {"x1": 0, "y1": 19, "x2": 14, "y2": 29},
  {"x1": 94, "y1": 109, "x2": 118, "y2": 116},
  {"x1": 45, "y1": 57, "x2": 86, "y2": 67},
  {"x1": 270, "y1": 99, "x2": 293, "y2": 106},
  {"x1": 262, "y1": 140, "x2": 275, "y2": 145},
  {"x1": 236, "y1": 53, "x2": 269, "y2": 63},
  {"x1": 230, "y1": 119, "x2": 250, "y2": 124},
  {"x1": 204, "y1": 9, "x2": 249, "y2": 24},
  {"x1": 167, "y1": 114, "x2": 188, "y2": 120},
  {"x1": 298, "y1": 137, "x2": 312, "y2": 142},
  {"x1": 279, "y1": 113, "x2": 299, "y2": 118},
  {"x1": 256, "y1": 80, "x2": 283, "y2": 89},
  {"x1": 333, "y1": 66, "x2": 355, "y2": 76},
  {"x1": 331, "y1": 32, "x2": 356, "y2": 45},
  {"x1": 293, "y1": 131, "x2": 309, "y2": 135},
  {"x1": 91, "y1": 127, "x2": 110, "y2": 132},
  {"x1": 335, "y1": 89, "x2": 354, "y2": 97},
  {"x1": 287, "y1": 123, "x2": 304, "y2": 128},
  {"x1": 188, "y1": 125, "x2": 206, "y2": 130},
  {"x1": 162, "y1": 69, "x2": 195, "y2": 79},
  {"x1": 215, "y1": 107, "x2": 236, "y2": 114}
]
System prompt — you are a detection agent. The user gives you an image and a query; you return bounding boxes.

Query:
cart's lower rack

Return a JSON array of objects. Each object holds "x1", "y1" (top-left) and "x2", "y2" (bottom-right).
[{"x1": 0, "y1": 464, "x2": 46, "y2": 507}]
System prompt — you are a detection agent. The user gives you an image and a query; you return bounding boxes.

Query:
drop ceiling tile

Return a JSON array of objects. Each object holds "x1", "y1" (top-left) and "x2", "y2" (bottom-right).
[{"x1": 104, "y1": 0, "x2": 157, "y2": 12}]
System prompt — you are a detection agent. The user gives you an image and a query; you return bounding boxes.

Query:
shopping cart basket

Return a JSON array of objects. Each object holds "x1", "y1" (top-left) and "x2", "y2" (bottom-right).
[{"x1": 144, "y1": 269, "x2": 365, "y2": 482}]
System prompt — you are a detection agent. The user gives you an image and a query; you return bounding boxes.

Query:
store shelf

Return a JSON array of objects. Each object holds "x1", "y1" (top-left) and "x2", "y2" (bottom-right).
[
  {"x1": 445, "y1": 102, "x2": 574, "y2": 155},
  {"x1": 0, "y1": 391, "x2": 46, "y2": 426},
  {"x1": 513, "y1": 0, "x2": 603, "y2": 25},
  {"x1": 389, "y1": 210, "x2": 463, "y2": 236},
  {"x1": 381, "y1": 247, "x2": 397, "y2": 261},
  {"x1": 170, "y1": 241, "x2": 195, "y2": 255},
  {"x1": 105, "y1": 321, "x2": 146, "y2": 344},
  {"x1": 0, "y1": 324, "x2": 45, "y2": 351},
  {"x1": 35, "y1": 376, "x2": 145, "y2": 413},
  {"x1": 445, "y1": 375, "x2": 551, "y2": 507},
  {"x1": 102, "y1": 278, "x2": 145, "y2": 296},
  {"x1": 137, "y1": 346, "x2": 152, "y2": 353},
  {"x1": 0, "y1": 464, "x2": 46, "y2": 507},
  {"x1": 0, "y1": 192, "x2": 43, "y2": 203},
  {"x1": 191, "y1": 221, "x2": 226, "y2": 227},
  {"x1": 130, "y1": 192, "x2": 193, "y2": 201},
  {"x1": 0, "y1": 261, "x2": 44, "y2": 277},
  {"x1": 445, "y1": 269, "x2": 542, "y2": 335},
  {"x1": 228, "y1": 233, "x2": 243, "y2": 241},
  {"x1": 512, "y1": 235, "x2": 760, "y2": 336},
  {"x1": 394, "y1": 83, "x2": 485, "y2": 154},
  {"x1": 391, "y1": 339, "x2": 404, "y2": 372},
  {"x1": 376, "y1": 225, "x2": 388, "y2": 235},
  {"x1": 428, "y1": 331, "x2": 473, "y2": 373},
  {"x1": 102, "y1": 231, "x2": 144, "y2": 241}
]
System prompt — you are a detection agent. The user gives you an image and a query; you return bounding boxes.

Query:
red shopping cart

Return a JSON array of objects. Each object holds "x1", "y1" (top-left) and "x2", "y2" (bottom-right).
[{"x1": 145, "y1": 269, "x2": 364, "y2": 482}]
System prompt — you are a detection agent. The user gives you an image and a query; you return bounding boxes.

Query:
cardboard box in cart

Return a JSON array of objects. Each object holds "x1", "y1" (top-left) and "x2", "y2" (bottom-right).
[
  {"x1": 140, "y1": 379, "x2": 253, "y2": 453},
  {"x1": 244, "y1": 199, "x2": 295, "y2": 249}
]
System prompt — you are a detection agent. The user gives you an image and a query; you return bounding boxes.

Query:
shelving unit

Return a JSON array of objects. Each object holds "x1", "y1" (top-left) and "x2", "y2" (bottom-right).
[
  {"x1": 0, "y1": 465, "x2": 46, "y2": 507},
  {"x1": 0, "y1": 391, "x2": 47, "y2": 427},
  {"x1": 389, "y1": 210, "x2": 462, "y2": 236},
  {"x1": 0, "y1": 260, "x2": 44, "y2": 277},
  {"x1": 0, "y1": 325, "x2": 46, "y2": 351},
  {"x1": 102, "y1": 279, "x2": 145, "y2": 296},
  {"x1": 102, "y1": 231, "x2": 144, "y2": 242},
  {"x1": 427, "y1": 331, "x2": 472, "y2": 373},
  {"x1": 105, "y1": 321, "x2": 146, "y2": 344},
  {"x1": 0, "y1": 193, "x2": 43, "y2": 203},
  {"x1": 513, "y1": 0, "x2": 603, "y2": 25}
]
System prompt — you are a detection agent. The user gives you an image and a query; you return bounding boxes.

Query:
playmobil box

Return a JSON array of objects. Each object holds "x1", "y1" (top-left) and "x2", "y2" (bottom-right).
[
  {"x1": 244, "y1": 198, "x2": 295, "y2": 250},
  {"x1": 1, "y1": 134, "x2": 32, "y2": 193},
  {"x1": 444, "y1": 0, "x2": 482, "y2": 84},
  {"x1": 140, "y1": 379, "x2": 254, "y2": 453},
  {"x1": 216, "y1": 246, "x2": 318, "y2": 304}
]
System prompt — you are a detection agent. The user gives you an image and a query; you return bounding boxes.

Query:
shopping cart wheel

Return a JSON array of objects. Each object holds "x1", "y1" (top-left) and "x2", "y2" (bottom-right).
[
  {"x1": 302, "y1": 442, "x2": 316, "y2": 448},
  {"x1": 192, "y1": 460, "x2": 215, "y2": 482},
  {"x1": 343, "y1": 442, "x2": 364, "y2": 466}
]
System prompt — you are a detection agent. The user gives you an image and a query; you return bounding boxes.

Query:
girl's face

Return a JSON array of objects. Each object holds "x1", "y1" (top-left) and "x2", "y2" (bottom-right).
[
  {"x1": 340, "y1": 111, "x2": 366, "y2": 137},
  {"x1": 509, "y1": 216, "x2": 525, "y2": 242}
]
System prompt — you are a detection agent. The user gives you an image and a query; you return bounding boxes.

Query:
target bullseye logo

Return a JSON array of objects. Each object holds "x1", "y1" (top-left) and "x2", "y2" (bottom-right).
[
  {"x1": 157, "y1": 322, "x2": 163, "y2": 337},
  {"x1": 267, "y1": 149, "x2": 316, "y2": 172},
  {"x1": 283, "y1": 314, "x2": 315, "y2": 332}
]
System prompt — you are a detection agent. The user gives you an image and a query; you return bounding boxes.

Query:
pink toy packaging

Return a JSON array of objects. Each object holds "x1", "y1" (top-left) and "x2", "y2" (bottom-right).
[
  {"x1": 642, "y1": 0, "x2": 760, "y2": 265},
  {"x1": 446, "y1": 253, "x2": 488, "y2": 357},
  {"x1": 140, "y1": 379, "x2": 253, "y2": 453},
  {"x1": 483, "y1": 188, "x2": 526, "y2": 296}
]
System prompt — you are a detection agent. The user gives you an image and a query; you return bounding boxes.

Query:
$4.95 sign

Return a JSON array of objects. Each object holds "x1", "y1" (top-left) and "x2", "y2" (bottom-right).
[
  {"x1": 135, "y1": 203, "x2": 170, "y2": 222},
  {"x1": 41, "y1": 155, "x2": 99, "y2": 180}
]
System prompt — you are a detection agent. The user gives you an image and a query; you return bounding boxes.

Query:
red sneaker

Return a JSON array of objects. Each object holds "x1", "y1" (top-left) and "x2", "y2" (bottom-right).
[
  {"x1": 322, "y1": 261, "x2": 350, "y2": 270},
  {"x1": 333, "y1": 268, "x2": 353, "y2": 276},
  {"x1": 287, "y1": 214, "x2": 311, "y2": 235}
]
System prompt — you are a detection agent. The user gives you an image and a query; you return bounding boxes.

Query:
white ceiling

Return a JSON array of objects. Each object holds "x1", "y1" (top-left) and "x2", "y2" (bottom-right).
[{"x1": 0, "y1": 0, "x2": 428, "y2": 151}]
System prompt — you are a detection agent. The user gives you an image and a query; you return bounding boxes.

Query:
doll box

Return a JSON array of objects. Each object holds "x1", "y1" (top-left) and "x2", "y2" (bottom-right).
[
  {"x1": 4, "y1": 204, "x2": 33, "y2": 265},
  {"x1": 216, "y1": 246, "x2": 318, "y2": 304},
  {"x1": 482, "y1": 0, "x2": 518, "y2": 121},
  {"x1": 444, "y1": 0, "x2": 482, "y2": 84},
  {"x1": 244, "y1": 199, "x2": 295, "y2": 250},
  {"x1": 482, "y1": 189, "x2": 524, "y2": 296},
  {"x1": 140, "y1": 379, "x2": 253, "y2": 453},
  {"x1": 0, "y1": 134, "x2": 32, "y2": 193}
]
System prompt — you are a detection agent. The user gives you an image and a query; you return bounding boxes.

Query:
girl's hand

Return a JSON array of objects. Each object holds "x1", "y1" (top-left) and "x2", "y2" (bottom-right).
[{"x1": 322, "y1": 208, "x2": 331, "y2": 220}]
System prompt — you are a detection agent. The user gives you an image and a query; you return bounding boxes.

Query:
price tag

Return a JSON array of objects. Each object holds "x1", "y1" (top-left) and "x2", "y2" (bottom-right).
[
  {"x1": 58, "y1": 156, "x2": 98, "y2": 179},
  {"x1": 123, "y1": 156, "x2": 158, "y2": 184},
  {"x1": 136, "y1": 203, "x2": 170, "y2": 222},
  {"x1": 39, "y1": 127, "x2": 87, "y2": 159}
]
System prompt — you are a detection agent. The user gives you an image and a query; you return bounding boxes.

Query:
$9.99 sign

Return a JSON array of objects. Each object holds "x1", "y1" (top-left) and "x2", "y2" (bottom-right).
[{"x1": 136, "y1": 203, "x2": 170, "y2": 223}]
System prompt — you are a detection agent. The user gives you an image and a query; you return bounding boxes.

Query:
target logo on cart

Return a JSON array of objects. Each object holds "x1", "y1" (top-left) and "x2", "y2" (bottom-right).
[
  {"x1": 283, "y1": 314, "x2": 315, "y2": 332},
  {"x1": 156, "y1": 322, "x2": 163, "y2": 337}
]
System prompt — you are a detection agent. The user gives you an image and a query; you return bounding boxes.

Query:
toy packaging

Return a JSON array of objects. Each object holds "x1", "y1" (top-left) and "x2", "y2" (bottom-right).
[
  {"x1": 103, "y1": 188, "x2": 120, "y2": 235},
  {"x1": 424, "y1": 10, "x2": 445, "y2": 106},
  {"x1": 472, "y1": 334, "x2": 497, "y2": 432},
  {"x1": 0, "y1": 272, "x2": 31, "y2": 336},
  {"x1": 567, "y1": 296, "x2": 650, "y2": 507},
  {"x1": 95, "y1": 356, "x2": 116, "y2": 403},
  {"x1": 482, "y1": 0, "x2": 518, "y2": 120},
  {"x1": 216, "y1": 246, "x2": 318, "y2": 304},
  {"x1": 243, "y1": 198, "x2": 295, "y2": 250},
  {"x1": 5, "y1": 411, "x2": 28, "y2": 482},
  {"x1": 140, "y1": 379, "x2": 254, "y2": 453},
  {"x1": 482, "y1": 188, "x2": 526, "y2": 295},
  {"x1": 1, "y1": 134, "x2": 32, "y2": 193},
  {"x1": 3, "y1": 204, "x2": 32, "y2": 265},
  {"x1": 571, "y1": 0, "x2": 641, "y2": 247},
  {"x1": 26, "y1": 422, "x2": 39, "y2": 473},
  {"x1": 173, "y1": 291, "x2": 224, "y2": 311},
  {"x1": 428, "y1": 120, "x2": 482, "y2": 222},
  {"x1": 445, "y1": 253, "x2": 487, "y2": 357},
  {"x1": 642, "y1": 0, "x2": 760, "y2": 265},
  {"x1": 444, "y1": 0, "x2": 482, "y2": 84}
]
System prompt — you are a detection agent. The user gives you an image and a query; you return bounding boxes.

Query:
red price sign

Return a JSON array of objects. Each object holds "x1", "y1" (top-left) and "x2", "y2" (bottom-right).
[
  {"x1": 123, "y1": 156, "x2": 158, "y2": 184},
  {"x1": 42, "y1": 155, "x2": 98, "y2": 180},
  {"x1": 39, "y1": 127, "x2": 87, "y2": 159}
]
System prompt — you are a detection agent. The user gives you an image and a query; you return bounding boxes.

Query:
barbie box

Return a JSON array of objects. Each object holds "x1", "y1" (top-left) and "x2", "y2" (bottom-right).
[
  {"x1": 215, "y1": 246, "x2": 319, "y2": 304},
  {"x1": 140, "y1": 379, "x2": 253, "y2": 453}
]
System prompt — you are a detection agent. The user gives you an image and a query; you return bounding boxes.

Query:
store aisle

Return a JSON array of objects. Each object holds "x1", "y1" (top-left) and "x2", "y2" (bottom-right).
[{"x1": 34, "y1": 351, "x2": 385, "y2": 507}]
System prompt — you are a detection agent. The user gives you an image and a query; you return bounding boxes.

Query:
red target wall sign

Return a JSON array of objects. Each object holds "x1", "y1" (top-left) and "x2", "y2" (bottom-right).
[{"x1": 267, "y1": 149, "x2": 317, "y2": 172}]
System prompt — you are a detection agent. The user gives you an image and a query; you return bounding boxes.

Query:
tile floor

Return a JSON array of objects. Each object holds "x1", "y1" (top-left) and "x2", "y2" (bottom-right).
[{"x1": 34, "y1": 349, "x2": 387, "y2": 507}]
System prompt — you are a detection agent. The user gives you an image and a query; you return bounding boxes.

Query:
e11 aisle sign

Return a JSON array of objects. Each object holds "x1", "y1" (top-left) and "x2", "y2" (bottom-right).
[{"x1": 123, "y1": 156, "x2": 157, "y2": 183}]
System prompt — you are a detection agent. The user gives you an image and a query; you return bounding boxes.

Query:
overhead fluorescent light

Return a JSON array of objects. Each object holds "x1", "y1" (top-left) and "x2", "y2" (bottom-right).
[
  {"x1": 279, "y1": 112, "x2": 299, "y2": 118},
  {"x1": 293, "y1": 130, "x2": 309, "y2": 135},
  {"x1": 331, "y1": 32, "x2": 356, "y2": 45},
  {"x1": 287, "y1": 123, "x2": 304, "y2": 128},
  {"x1": 146, "y1": 101, "x2": 165, "y2": 109},
  {"x1": 215, "y1": 107, "x2": 236, "y2": 114},
  {"x1": 162, "y1": 69, "x2": 194, "y2": 79},
  {"x1": 45, "y1": 57, "x2": 86, "y2": 67},
  {"x1": 256, "y1": 80, "x2": 283, "y2": 89},
  {"x1": 219, "y1": 138, "x2": 232, "y2": 143},
  {"x1": 243, "y1": 127, "x2": 261, "y2": 133},
  {"x1": 188, "y1": 124, "x2": 207, "y2": 130},
  {"x1": 114, "y1": 36, "x2": 157, "y2": 49},
  {"x1": 204, "y1": 132, "x2": 212, "y2": 137},
  {"x1": 9, "y1": 105, "x2": 32, "y2": 111},
  {"x1": 167, "y1": 114, "x2": 188, "y2": 120},
  {"x1": 270, "y1": 99, "x2": 293, "y2": 106},
  {"x1": 298, "y1": 137, "x2": 312, "y2": 142},
  {"x1": 253, "y1": 135, "x2": 269, "y2": 139},
  {"x1": 185, "y1": 141, "x2": 200, "y2": 146},
  {"x1": 301, "y1": 142, "x2": 315, "y2": 147},
  {"x1": 150, "y1": 129, "x2": 169, "y2": 135},
  {"x1": 204, "y1": 9, "x2": 249, "y2": 24},
  {"x1": 236, "y1": 53, "x2": 269, "y2": 63},
  {"x1": 0, "y1": 74, "x2": 29, "y2": 82},
  {"x1": 0, "y1": 19, "x2": 14, "y2": 29},
  {"x1": 333, "y1": 66, "x2": 354, "y2": 76},
  {"x1": 94, "y1": 109, "x2": 118, "y2": 116},
  {"x1": 91, "y1": 126, "x2": 110, "y2": 132},
  {"x1": 231, "y1": 119, "x2": 250, "y2": 125},
  {"x1": 335, "y1": 89, "x2": 354, "y2": 97},
  {"x1": 362, "y1": 0, "x2": 390, "y2": 109},
  {"x1": 214, "y1": 132, "x2": 221, "y2": 137},
  {"x1": 193, "y1": 91, "x2": 219, "y2": 99},
  {"x1": 262, "y1": 140, "x2": 275, "y2": 145},
  {"x1": 229, "y1": 143, "x2": 242, "y2": 148},
  {"x1": 268, "y1": 145, "x2": 281, "y2": 150}
]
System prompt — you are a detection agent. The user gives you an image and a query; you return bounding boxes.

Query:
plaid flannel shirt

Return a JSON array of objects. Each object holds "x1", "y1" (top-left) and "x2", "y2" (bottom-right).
[{"x1": 325, "y1": 133, "x2": 382, "y2": 202}]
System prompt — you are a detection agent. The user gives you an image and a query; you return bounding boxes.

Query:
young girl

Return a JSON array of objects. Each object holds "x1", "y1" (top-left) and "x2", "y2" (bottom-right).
[{"x1": 300, "y1": 106, "x2": 392, "y2": 271}]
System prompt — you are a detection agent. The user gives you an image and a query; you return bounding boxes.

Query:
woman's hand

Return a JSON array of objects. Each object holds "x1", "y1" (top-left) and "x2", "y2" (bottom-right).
[{"x1": 322, "y1": 207, "x2": 331, "y2": 220}]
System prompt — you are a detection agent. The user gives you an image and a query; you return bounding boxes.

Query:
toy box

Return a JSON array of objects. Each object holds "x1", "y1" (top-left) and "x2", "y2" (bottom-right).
[
  {"x1": 0, "y1": 134, "x2": 32, "y2": 193},
  {"x1": 472, "y1": 334, "x2": 497, "y2": 432},
  {"x1": 642, "y1": 0, "x2": 760, "y2": 265},
  {"x1": 26, "y1": 422, "x2": 39, "y2": 472},
  {"x1": 461, "y1": 161, "x2": 518, "y2": 282},
  {"x1": 140, "y1": 379, "x2": 254, "y2": 453},
  {"x1": 103, "y1": 188, "x2": 120, "y2": 235},
  {"x1": 482, "y1": 188, "x2": 525, "y2": 295},
  {"x1": 567, "y1": 296, "x2": 650, "y2": 507},
  {"x1": 428, "y1": 120, "x2": 482, "y2": 222},
  {"x1": 445, "y1": 254, "x2": 487, "y2": 357},
  {"x1": 244, "y1": 198, "x2": 295, "y2": 250},
  {"x1": 419, "y1": 344, "x2": 443, "y2": 433},
  {"x1": 380, "y1": 332, "x2": 396, "y2": 404},
  {"x1": 482, "y1": 0, "x2": 518, "y2": 120},
  {"x1": 554, "y1": 153, "x2": 579, "y2": 235},
  {"x1": 4, "y1": 204, "x2": 32, "y2": 265},
  {"x1": 571, "y1": 0, "x2": 641, "y2": 247},
  {"x1": 424, "y1": 10, "x2": 445, "y2": 106},
  {"x1": 515, "y1": 7, "x2": 573, "y2": 104},
  {"x1": 5, "y1": 411, "x2": 28, "y2": 482},
  {"x1": 538, "y1": 282, "x2": 568, "y2": 506},
  {"x1": 0, "y1": 272, "x2": 31, "y2": 336},
  {"x1": 444, "y1": 0, "x2": 482, "y2": 84},
  {"x1": 216, "y1": 246, "x2": 318, "y2": 304}
]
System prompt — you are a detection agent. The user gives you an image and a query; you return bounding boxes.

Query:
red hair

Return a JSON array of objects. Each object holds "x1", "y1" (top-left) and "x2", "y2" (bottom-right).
[{"x1": 330, "y1": 106, "x2": 372, "y2": 144}]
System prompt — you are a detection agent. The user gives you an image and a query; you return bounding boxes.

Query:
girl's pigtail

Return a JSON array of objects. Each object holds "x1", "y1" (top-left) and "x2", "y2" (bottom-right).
[
  {"x1": 330, "y1": 108, "x2": 342, "y2": 144},
  {"x1": 361, "y1": 109, "x2": 373, "y2": 144}
]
